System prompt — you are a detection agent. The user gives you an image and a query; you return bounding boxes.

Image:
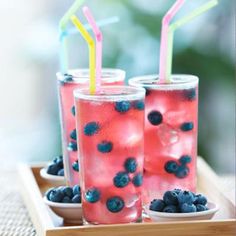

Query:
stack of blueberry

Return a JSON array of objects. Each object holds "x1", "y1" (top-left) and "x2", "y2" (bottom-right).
[
  {"x1": 46, "y1": 155, "x2": 64, "y2": 176},
  {"x1": 46, "y1": 185, "x2": 81, "y2": 204},
  {"x1": 149, "y1": 189, "x2": 208, "y2": 213}
]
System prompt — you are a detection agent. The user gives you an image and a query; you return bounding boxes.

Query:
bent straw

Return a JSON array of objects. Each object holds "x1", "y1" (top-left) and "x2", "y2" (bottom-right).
[
  {"x1": 59, "y1": 0, "x2": 85, "y2": 31},
  {"x1": 59, "y1": 16, "x2": 119, "y2": 41},
  {"x1": 166, "y1": 0, "x2": 218, "y2": 80},
  {"x1": 159, "y1": 0, "x2": 185, "y2": 83},
  {"x1": 83, "y1": 6, "x2": 103, "y2": 92},
  {"x1": 59, "y1": 0, "x2": 84, "y2": 73},
  {"x1": 59, "y1": 16, "x2": 119, "y2": 73},
  {"x1": 70, "y1": 15, "x2": 96, "y2": 94}
]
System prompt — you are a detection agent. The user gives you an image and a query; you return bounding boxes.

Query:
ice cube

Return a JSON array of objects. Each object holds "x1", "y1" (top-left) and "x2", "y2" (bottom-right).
[
  {"x1": 100, "y1": 116, "x2": 143, "y2": 148},
  {"x1": 125, "y1": 194, "x2": 140, "y2": 208},
  {"x1": 157, "y1": 124, "x2": 179, "y2": 146},
  {"x1": 164, "y1": 110, "x2": 186, "y2": 127}
]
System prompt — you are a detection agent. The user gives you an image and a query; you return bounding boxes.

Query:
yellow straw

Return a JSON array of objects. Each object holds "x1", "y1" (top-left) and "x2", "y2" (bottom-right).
[{"x1": 70, "y1": 15, "x2": 96, "y2": 94}]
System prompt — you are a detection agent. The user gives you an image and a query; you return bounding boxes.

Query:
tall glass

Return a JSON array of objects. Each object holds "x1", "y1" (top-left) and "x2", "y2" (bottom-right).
[
  {"x1": 74, "y1": 86, "x2": 145, "y2": 224},
  {"x1": 57, "y1": 69, "x2": 125, "y2": 186},
  {"x1": 129, "y1": 75, "x2": 199, "y2": 205}
]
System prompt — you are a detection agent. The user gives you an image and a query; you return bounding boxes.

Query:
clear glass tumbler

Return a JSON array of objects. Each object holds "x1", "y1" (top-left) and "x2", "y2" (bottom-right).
[
  {"x1": 129, "y1": 75, "x2": 199, "y2": 205},
  {"x1": 74, "y1": 85, "x2": 145, "y2": 224},
  {"x1": 57, "y1": 69, "x2": 125, "y2": 186}
]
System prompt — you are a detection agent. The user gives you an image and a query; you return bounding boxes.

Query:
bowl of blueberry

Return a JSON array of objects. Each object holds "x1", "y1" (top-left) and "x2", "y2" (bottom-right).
[
  {"x1": 145, "y1": 189, "x2": 219, "y2": 222},
  {"x1": 40, "y1": 155, "x2": 65, "y2": 184},
  {"x1": 44, "y1": 185, "x2": 82, "y2": 224}
]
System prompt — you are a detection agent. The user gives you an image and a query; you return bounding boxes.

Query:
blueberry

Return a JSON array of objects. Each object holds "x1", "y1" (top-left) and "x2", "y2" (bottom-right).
[
  {"x1": 55, "y1": 158, "x2": 64, "y2": 169},
  {"x1": 113, "y1": 172, "x2": 130, "y2": 188},
  {"x1": 196, "y1": 204, "x2": 208, "y2": 212},
  {"x1": 115, "y1": 101, "x2": 131, "y2": 113},
  {"x1": 53, "y1": 156, "x2": 63, "y2": 168},
  {"x1": 194, "y1": 194, "x2": 207, "y2": 205},
  {"x1": 67, "y1": 141, "x2": 77, "y2": 151},
  {"x1": 163, "y1": 191, "x2": 178, "y2": 205},
  {"x1": 62, "y1": 196, "x2": 72, "y2": 203},
  {"x1": 164, "y1": 161, "x2": 179, "y2": 173},
  {"x1": 106, "y1": 196, "x2": 125, "y2": 213},
  {"x1": 47, "y1": 164, "x2": 60, "y2": 175},
  {"x1": 64, "y1": 74, "x2": 73, "y2": 82},
  {"x1": 184, "y1": 88, "x2": 196, "y2": 101},
  {"x1": 175, "y1": 165, "x2": 189, "y2": 178},
  {"x1": 149, "y1": 199, "x2": 166, "y2": 212},
  {"x1": 73, "y1": 185, "x2": 81, "y2": 196},
  {"x1": 145, "y1": 89, "x2": 151, "y2": 96},
  {"x1": 49, "y1": 189, "x2": 64, "y2": 202},
  {"x1": 71, "y1": 106, "x2": 76, "y2": 116},
  {"x1": 133, "y1": 100, "x2": 145, "y2": 110},
  {"x1": 173, "y1": 189, "x2": 182, "y2": 195},
  {"x1": 180, "y1": 122, "x2": 194, "y2": 131},
  {"x1": 147, "y1": 111, "x2": 163, "y2": 126},
  {"x1": 61, "y1": 186, "x2": 73, "y2": 198},
  {"x1": 72, "y1": 160, "x2": 79, "y2": 172},
  {"x1": 45, "y1": 188, "x2": 53, "y2": 200},
  {"x1": 57, "y1": 168, "x2": 64, "y2": 176},
  {"x1": 177, "y1": 190, "x2": 195, "y2": 205},
  {"x1": 53, "y1": 155, "x2": 63, "y2": 164},
  {"x1": 85, "y1": 188, "x2": 100, "y2": 203},
  {"x1": 124, "y1": 158, "x2": 137, "y2": 173},
  {"x1": 70, "y1": 129, "x2": 77, "y2": 140},
  {"x1": 180, "y1": 203, "x2": 197, "y2": 213},
  {"x1": 163, "y1": 205, "x2": 178, "y2": 213},
  {"x1": 132, "y1": 173, "x2": 143, "y2": 187},
  {"x1": 97, "y1": 141, "x2": 113, "y2": 153},
  {"x1": 179, "y1": 155, "x2": 192, "y2": 165},
  {"x1": 72, "y1": 194, "x2": 81, "y2": 203},
  {"x1": 84, "y1": 122, "x2": 100, "y2": 136}
]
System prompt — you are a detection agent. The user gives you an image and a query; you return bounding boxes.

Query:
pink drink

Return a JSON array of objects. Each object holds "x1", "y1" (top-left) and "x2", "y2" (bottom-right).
[
  {"x1": 57, "y1": 69, "x2": 125, "y2": 186},
  {"x1": 74, "y1": 86, "x2": 145, "y2": 224},
  {"x1": 129, "y1": 75, "x2": 199, "y2": 204}
]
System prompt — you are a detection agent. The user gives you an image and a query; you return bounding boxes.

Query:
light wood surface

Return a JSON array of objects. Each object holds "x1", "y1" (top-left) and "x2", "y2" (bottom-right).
[{"x1": 18, "y1": 158, "x2": 236, "y2": 236}]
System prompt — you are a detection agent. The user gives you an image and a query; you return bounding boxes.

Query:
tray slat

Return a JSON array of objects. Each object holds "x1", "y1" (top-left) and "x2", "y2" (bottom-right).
[{"x1": 18, "y1": 158, "x2": 236, "y2": 236}]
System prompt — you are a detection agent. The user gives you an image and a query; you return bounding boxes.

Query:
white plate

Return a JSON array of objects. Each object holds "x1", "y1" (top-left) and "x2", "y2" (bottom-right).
[
  {"x1": 40, "y1": 168, "x2": 65, "y2": 184},
  {"x1": 145, "y1": 202, "x2": 219, "y2": 222},
  {"x1": 43, "y1": 196, "x2": 82, "y2": 224}
]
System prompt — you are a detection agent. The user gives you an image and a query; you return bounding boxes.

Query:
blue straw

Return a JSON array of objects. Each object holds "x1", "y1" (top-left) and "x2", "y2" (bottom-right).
[{"x1": 59, "y1": 16, "x2": 120, "y2": 73}]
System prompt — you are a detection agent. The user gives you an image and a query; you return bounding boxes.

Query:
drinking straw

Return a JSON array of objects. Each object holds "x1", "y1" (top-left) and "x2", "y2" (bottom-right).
[
  {"x1": 60, "y1": 36, "x2": 69, "y2": 73},
  {"x1": 59, "y1": 0, "x2": 85, "y2": 73},
  {"x1": 59, "y1": 16, "x2": 119, "y2": 41},
  {"x1": 59, "y1": 16, "x2": 119, "y2": 73},
  {"x1": 83, "y1": 6, "x2": 103, "y2": 92},
  {"x1": 59, "y1": 0, "x2": 85, "y2": 31},
  {"x1": 70, "y1": 15, "x2": 96, "y2": 94},
  {"x1": 159, "y1": 0, "x2": 186, "y2": 84},
  {"x1": 166, "y1": 0, "x2": 218, "y2": 80}
]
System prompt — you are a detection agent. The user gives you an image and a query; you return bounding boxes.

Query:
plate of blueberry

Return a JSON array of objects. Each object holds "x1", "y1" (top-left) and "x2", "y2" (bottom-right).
[
  {"x1": 145, "y1": 189, "x2": 219, "y2": 222},
  {"x1": 40, "y1": 155, "x2": 65, "y2": 184},
  {"x1": 44, "y1": 185, "x2": 82, "y2": 224}
]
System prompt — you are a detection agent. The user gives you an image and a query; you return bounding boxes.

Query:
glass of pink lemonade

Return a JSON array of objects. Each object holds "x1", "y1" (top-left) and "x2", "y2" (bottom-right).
[
  {"x1": 129, "y1": 75, "x2": 199, "y2": 205},
  {"x1": 56, "y1": 69, "x2": 125, "y2": 186},
  {"x1": 74, "y1": 86, "x2": 145, "y2": 224}
]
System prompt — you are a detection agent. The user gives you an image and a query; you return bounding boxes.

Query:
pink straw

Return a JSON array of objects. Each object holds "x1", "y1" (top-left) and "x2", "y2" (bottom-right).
[
  {"x1": 159, "y1": 0, "x2": 185, "y2": 83},
  {"x1": 83, "y1": 6, "x2": 103, "y2": 92}
]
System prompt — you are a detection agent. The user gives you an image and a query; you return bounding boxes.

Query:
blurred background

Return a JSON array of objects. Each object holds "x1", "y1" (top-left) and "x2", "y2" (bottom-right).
[{"x1": 0, "y1": 0, "x2": 235, "y2": 174}]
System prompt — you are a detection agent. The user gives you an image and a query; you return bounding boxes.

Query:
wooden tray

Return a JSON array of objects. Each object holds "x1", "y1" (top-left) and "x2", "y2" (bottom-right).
[{"x1": 18, "y1": 158, "x2": 236, "y2": 236}]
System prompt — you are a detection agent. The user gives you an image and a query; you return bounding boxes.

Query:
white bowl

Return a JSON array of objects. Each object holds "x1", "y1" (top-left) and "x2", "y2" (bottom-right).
[
  {"x1": 43, "y1": 196, "x2": 82, "y2": 224},
  {"x1": 40, "y1": 168, "x2": 65, "y2": 185},
  {"x1": 145, "y1": 202, "x2": 219, "y2": 222}
]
